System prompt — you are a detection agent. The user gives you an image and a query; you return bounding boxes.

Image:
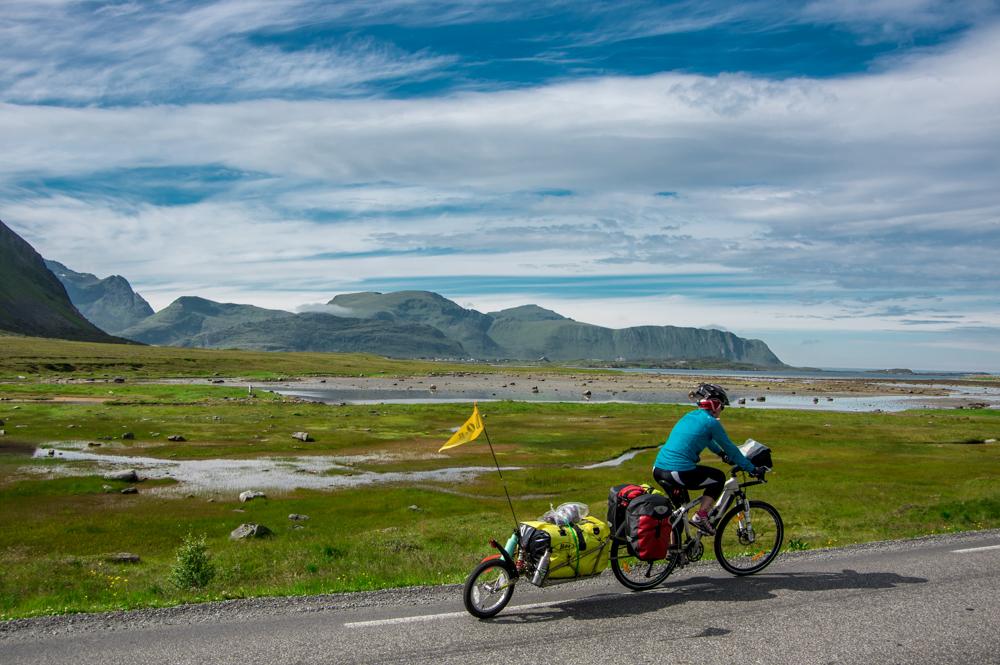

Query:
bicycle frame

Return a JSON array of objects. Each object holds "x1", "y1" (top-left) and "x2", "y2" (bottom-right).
[{"x1": 664, "y1": 471, "x2": 767, "y2": 559}]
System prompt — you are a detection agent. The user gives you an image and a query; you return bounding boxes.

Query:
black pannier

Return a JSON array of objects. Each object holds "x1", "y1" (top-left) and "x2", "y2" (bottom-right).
[{"x1": 607, "y1": 483, "x2": 647, "y2": 531}]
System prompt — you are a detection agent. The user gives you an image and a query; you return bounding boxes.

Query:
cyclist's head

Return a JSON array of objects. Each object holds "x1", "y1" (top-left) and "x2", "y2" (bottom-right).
[{"x1": 690, "y1": 383, "x2": 730, "y2": 416}]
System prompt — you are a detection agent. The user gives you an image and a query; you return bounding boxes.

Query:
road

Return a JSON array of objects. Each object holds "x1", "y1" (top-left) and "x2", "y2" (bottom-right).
[{"x1": 3, "y1": 530, "x2": 999, "y2": 665}]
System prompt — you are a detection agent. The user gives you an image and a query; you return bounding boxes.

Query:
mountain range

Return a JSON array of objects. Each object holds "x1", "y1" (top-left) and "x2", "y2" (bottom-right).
[
  {"x1": 110, "y1": 290, "x2": 781, "y2": 365},
  {"x1": 2, "y1": 221, "x2": 784, "y2": 366}
]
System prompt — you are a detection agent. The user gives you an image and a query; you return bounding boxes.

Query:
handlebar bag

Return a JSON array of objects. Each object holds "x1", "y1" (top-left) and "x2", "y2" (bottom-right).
[
  {"x1": 625, "y1": 494, "x2": 674, "y2": 561},
  {"x1": 518, "y1": 515, "x2": 611, "y2": 581},
  {"x1": 738, "y1": 439, "x2": 773, "y2": 469}
]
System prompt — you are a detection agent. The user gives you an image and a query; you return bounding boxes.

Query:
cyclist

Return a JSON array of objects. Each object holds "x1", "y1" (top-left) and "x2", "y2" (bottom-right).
[{"x1": 653, "y1": 383, "x2": 760, "y2": 535}]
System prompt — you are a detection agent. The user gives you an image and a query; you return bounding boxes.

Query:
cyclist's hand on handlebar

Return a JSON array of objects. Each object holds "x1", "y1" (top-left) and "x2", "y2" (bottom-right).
[
  {"x1": 718, "y1": 453, "x2": 733, "y2": 465},
  {"x1": 751, "y1": 466, "x2": 767, "y2": 480}
]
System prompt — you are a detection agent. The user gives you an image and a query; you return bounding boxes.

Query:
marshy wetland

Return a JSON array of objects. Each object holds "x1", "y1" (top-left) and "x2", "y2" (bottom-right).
[{"x1": 1, "y1": 336, "x2": 998, "y2": 620}]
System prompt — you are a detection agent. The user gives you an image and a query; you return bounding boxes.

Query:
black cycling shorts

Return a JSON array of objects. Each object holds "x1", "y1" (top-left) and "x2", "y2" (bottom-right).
[{"x1": 653, "y1": 465, "x2": 726, "y2": 500}]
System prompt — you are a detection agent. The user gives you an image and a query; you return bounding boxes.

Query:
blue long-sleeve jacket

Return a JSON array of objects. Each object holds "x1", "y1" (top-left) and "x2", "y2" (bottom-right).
[{"x1": 653, "y1": 409, "x2": 755, "y2": 473}]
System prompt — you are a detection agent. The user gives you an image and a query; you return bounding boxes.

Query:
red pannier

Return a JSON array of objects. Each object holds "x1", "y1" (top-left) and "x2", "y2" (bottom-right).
[
  {"x1": 625, "y1": 493, "x2": 674, "y2": 561},
  {"x1": 607, "y1": 483, "x2": 647, "y2": 532}
]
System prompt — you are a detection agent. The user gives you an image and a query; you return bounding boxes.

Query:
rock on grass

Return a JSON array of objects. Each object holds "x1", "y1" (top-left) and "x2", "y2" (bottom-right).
[
  {"x1": 230, "y1": 523, "x2": 273, "y2": 540},
  {"x1": 103, "y1": 470, "x2": 139, "y2": 482},
  {"x1": 239, "y1": 490, "x2": 266, "y2": 503}
]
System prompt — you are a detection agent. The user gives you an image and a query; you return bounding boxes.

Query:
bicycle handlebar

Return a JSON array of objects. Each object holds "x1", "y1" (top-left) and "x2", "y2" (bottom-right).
[{"x1": 731, "y1": 465, "x2": 770, "y2": 481}]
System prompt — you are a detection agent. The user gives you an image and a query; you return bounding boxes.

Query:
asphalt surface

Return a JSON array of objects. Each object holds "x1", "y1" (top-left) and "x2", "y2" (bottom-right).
[{"x1": 3, "y1": 530, "x2": 999, "y2": 665}]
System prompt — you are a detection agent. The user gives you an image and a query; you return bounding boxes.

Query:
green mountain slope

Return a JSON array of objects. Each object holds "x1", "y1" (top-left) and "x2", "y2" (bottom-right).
[
  {"x1": 0, "y1": 219, "x2": 122, "y2": 343},
  {"x1": 186, "y1": 312, "x2": 466, "y2": 357},
  {"x1": 333, "y1": 292, "x2": 785, "y2": 366},
  {"x1": 328, "y1": 291, "x2": 502, "y2": 357},
  {"x1": 44, "y1": 260, "x2": 154, "y2": 334},
  {"x1": 119, "y1": 297, "x2": 292, "y2": 346}
]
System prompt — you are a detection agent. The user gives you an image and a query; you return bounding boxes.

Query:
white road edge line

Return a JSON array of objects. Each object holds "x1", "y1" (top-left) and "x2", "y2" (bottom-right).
[
  {"x1": 344, "y1": 599, "x2": 573, "y2": 628},
  {"x1": 952, "y1": 544, "x2": 1000, "y2": 554}
]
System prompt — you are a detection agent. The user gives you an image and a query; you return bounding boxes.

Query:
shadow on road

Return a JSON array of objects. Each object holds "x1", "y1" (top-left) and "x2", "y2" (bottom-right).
[{"x1": 489, "y1": 568, "x2": 927, "y2": 625}]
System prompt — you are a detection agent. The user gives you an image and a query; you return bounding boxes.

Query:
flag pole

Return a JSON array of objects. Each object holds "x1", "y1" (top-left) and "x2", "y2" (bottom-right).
[{"x1": 482, "y1": 425, "x2": 521, "y2": 540}]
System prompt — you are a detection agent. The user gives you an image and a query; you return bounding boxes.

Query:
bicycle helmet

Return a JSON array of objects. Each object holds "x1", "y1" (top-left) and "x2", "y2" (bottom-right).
[{"x1": 690, "y1": 383, "x2": 730, "y2": 412}]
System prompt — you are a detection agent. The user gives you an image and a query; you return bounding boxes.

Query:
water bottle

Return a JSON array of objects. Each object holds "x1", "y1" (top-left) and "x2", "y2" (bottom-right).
[{"x1": 531, "y1": 549, "x2": 551, "y2": 585}]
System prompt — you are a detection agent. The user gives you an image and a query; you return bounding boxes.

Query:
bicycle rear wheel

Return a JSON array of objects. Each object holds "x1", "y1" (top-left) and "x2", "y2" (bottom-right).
[
  {"x1": 463, "y1": 558, "x2": 516, "y2": 619},
  {"x1": 713, "y1": 500, "x2": 783, "y2": 576},
  {"x1": 610, "y1": 537, "x2": 678, "y2": 591}
]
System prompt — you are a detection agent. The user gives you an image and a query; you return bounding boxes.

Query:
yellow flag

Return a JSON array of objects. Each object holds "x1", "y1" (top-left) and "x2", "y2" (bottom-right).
[{"x1": 439, "y1": 403, "x2": 484, "y2": 451}]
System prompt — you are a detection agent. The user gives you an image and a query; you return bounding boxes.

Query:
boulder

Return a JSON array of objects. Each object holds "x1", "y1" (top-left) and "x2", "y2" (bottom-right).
[
  {"x1": 583, "y1": 390, "x2": 592, "y2": 397},
  {"x1": 239, "y1": 490, "x2": 266, "y2": 503},
  {"x1": 167, "y1": 435, "x2": 186, "y2": 442},
  {"x1": 230, "y1": 523, "x2": 273, "y2": 540},
  {"x1": 103, "y1": 470, "x2": 139, "y2": 482},
  {"x1": 756, "y1": 396, "x2": 766, "y2": 402},
  {"x1": 291, "y1": 432, "x2": 313, "y2": 442},
  {"x1": 0, "y1": 429, "x2": 4, "y2": 437},
  {"x1": 288, "y1": 514, "x2": 310, "y2": 521},
  {"x1": 121, "y1": 487, "x2": 138, "y2": 494},
  {"x1": 113, "y1": 377, "x2": 125, "y2": 384},
  {"x1": 121, "y1": 432, "x2": 135, "y2": 440},
  {"x1": 106, "y1": 552, "x2": 141, "y2": 564}
]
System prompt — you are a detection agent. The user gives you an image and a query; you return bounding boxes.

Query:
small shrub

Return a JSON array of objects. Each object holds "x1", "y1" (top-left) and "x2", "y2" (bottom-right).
[
  {"x1": 787, "y1": 538, "x2": 810, "y2": 552},
  {"x1": 170, "y1": 533, "x2": 216, "y2": 589}
]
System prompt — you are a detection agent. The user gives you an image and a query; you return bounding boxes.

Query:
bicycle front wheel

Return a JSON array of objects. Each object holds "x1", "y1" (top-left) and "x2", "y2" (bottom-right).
[
  {"x1": 713, "y1": 500, "x2": 783, "y2": 576},
  {"x1": 463, "y1": 559, "x2": 516, "y2": 619},
  {"x1": 610, "y1": 537, "x2": 678, "y2": 591}
]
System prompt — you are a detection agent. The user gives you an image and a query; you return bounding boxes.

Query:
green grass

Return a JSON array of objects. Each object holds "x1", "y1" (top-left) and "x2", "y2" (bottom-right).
[
  {"x1": 0, "y1": 335, "x2": 600, "y2": 381},
  {"x1": 0, "y1": 343, "x2": 998, "y2": 619}
]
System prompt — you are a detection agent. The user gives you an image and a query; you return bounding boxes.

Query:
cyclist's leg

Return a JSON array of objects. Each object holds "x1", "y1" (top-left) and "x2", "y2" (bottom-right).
[
  {"x1": 666, "y1": 466, "x2": 725, "y2": 533},
  {"x1": 652, "y1": 467, "x2": 687, "y2": 504}
]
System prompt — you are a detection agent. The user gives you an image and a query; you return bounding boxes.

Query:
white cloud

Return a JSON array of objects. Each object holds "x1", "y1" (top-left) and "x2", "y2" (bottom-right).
[{"x1": 1, "y1": 18, "x2": 999, "y2": 370}]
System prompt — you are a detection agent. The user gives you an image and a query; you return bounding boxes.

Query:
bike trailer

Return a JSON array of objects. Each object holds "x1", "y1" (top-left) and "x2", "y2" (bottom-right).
[
  {"x1": 518, "y1": 515, "x2": 611, "y2": 582},
  {"x1": 625, "y1": 493, "x2": 674, "y2": 561},
  {"x1": 739, "y1": 439, "x2": 773, "y2": 469}
]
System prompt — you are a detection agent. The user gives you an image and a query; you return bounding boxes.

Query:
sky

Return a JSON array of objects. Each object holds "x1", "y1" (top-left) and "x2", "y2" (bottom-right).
[{"x1": 2, "y1": 0, "x2": 999, "y2": 371}]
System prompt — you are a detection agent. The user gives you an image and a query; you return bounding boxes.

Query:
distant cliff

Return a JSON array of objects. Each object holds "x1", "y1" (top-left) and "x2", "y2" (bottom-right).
[
  {"x1": 44, "y1": 260, "x2": 153, "y2": 335},
  {"x1": 331, "y1": 291, "x2": 785, "y2": 366}
]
